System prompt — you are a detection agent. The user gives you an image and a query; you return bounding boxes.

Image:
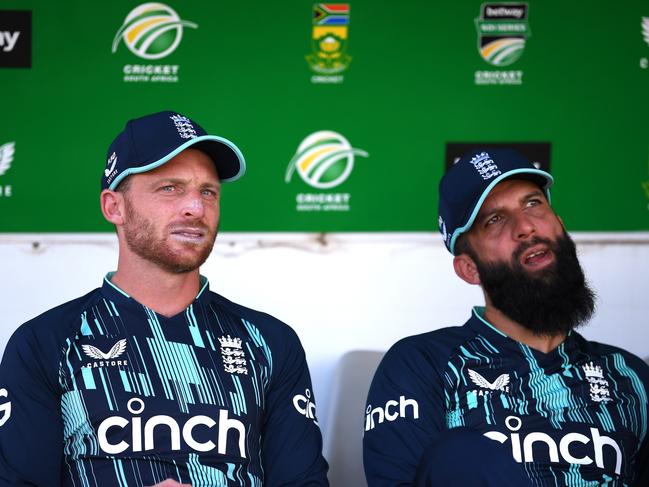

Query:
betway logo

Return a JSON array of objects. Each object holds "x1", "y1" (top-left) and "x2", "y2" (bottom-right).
[
  {"x1": 98, "y1": 398, "x2": 246, "y2": 458},
  {"x1": 0, "y1": 31, "x2": 20, "y2": 52},
  {"x1": 365, "y1": 396, "x2": 419, "y2": 431},
  {"x1": 484, "y1": 416, "x2": 622, "y2": 475}
]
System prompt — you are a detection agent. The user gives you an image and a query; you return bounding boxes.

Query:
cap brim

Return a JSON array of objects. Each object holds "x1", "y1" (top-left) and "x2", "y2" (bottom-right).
[
  {"x1": 449, "y1": 168, "x2": 554, "y2": 254},
  {"x1": 108, "y1": 135, "x2": 246, "y2": 190}
]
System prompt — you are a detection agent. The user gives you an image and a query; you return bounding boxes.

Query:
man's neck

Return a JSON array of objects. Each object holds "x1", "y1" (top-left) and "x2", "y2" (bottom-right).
[
  {"x1": 483, "y1": 305, "x2": 566, "y2": 354},
  {"x1": 110, "y1": 256, "x2": 202, "y2": 318}
]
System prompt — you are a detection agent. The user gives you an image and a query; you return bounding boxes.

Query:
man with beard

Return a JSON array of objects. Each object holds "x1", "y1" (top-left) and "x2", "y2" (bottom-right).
[
  {"x1": 363, "y1": 149, "x2": 649, "y2": 486},
  {"x1": 0, "y1": 111, "x2": 328, "y2": 487}
]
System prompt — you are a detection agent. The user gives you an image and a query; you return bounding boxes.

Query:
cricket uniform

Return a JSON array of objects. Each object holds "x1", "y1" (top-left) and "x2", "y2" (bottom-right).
[
  {"x1": 0, "y1": 275, "x2": 328, "y2": 486},
  {"x1": 363, "y1": 307, "x2": 649, "y2": 486}
]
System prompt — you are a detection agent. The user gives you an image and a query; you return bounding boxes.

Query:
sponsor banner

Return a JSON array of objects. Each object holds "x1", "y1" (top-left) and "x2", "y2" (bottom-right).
[
  {"x1": 445, "y1": 142, "x2": 551, "y2": 172},
  {"x1": 474, "y1": 2, "x2": 530, "y2": 85},
  {"x1": 111, "y1": 3, "x2": 197, "y2": 83},
  {"x1": 0, "y1": 2, "x2": 647, "y2": 232},
  {"x1": 307, "y1": 4, "x2": 352, "y2": 84},
  {"x1": 285, "y1": 131, "x2": 368, "y2": 213},
  {"x1": 0, "y1": 10, "x2": 31, "y2": 68}
]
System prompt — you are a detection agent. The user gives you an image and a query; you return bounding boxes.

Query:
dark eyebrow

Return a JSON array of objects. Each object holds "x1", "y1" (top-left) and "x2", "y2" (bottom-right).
[
  {"x1": 476, "y1": 189, "x2": 546, "y2": 226},
  {"x1": 522, "y1": 189, "x2": 545, "y2": 201}
]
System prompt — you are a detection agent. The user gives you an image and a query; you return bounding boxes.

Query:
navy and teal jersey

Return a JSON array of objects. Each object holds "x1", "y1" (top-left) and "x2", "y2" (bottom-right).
[
  {"x1": 363, "y1": 307, "x2": 649, "y2": 486},
  {"x1": 0, "y1": 275, "x2": 328, "y2": 486}
]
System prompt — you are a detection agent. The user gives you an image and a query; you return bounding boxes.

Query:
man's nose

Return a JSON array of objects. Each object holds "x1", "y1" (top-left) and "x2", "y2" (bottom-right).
[
  {"x1": 181, "y1": 191, "x2": 205, "y2": 218},
  {"x1": 512, "y1": 213, "x2": 535, "y2": 240}
]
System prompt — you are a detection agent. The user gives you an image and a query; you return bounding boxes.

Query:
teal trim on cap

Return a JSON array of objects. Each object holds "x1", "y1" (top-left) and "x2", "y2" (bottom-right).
[
  {"x1": 449, "y1": 168, "x2": 553, "y2": 255},
  {"x1": 108, "y1": 135, "x2": 246, "y2": 191},
  {"x1": 104, "y1": 272, "x2": 131, "y2": 298}
]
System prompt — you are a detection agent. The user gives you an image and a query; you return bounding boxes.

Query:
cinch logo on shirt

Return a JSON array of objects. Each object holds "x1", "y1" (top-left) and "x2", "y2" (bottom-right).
[
  {"x1": 484, "y1": 415, "x2": 623, "y2": 475},
  {"x1": 293, "y1": 388, "x2": 318, "y2": 425},
  {"x1": 0, "y1": 389, "x2": 11, "y2": 427},
  {"x1": 97, "y1": 398, "x2": 247, "y2": 458},
  {"x1": 364, "y1": 396, "x2": 419, "y2": 431}
]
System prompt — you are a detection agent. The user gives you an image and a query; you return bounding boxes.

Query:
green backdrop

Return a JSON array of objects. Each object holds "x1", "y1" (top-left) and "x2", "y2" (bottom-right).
[{"x1": 1, "y1": 1, "x2": 648, "y2": 232}]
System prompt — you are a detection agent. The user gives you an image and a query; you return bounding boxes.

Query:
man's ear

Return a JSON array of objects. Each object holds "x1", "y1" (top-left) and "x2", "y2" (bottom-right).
[
  {"x1": 453, "y1": 253, "x2": 481, "y2": 285},
  {"x1": 100, "y1": 189, "x2": 125, "y2": 225}
]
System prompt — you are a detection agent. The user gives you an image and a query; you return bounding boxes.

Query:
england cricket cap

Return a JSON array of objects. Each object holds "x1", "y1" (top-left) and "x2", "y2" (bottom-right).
[
  {"x1": 102, "y1": 111, "x2": 246, "y2": 190},
  {"x1": 438, "y1": 148, "x2": 554, "y2": 255}
]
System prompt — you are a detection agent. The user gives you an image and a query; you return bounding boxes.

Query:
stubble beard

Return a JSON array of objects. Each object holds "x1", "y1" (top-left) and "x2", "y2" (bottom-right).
[
  {"x1": 473, "y1": 232, "x2": 596, "y2": 337},
  {"x1": 122, "y1": 199, "x2": 217, "y2": 274}
]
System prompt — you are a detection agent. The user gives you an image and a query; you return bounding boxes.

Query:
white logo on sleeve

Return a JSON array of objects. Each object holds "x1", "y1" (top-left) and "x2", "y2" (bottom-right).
[
  {"x1": 82, "y1": 339, "x2": 127, "y2": 360},
  {"x1": 293, "y1": 388, "x2": 319, "y2": 425},
  {"x1": 468, "y1": 369, "x2": 510, "y2": 391},
  {"x1": 365, "y1": 396, "x2": 419, "y2": 431},
  {"x1": 0, "y1": 389, "x2": 11, "y2": 426}
]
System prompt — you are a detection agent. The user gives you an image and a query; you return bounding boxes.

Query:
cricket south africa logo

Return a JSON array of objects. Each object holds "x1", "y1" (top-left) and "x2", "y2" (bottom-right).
[
  {"x1": 0, "y1": 141, "x2": 15, "y2": 198},
  {"x1": 306, "y1": 4, "x2": 352, "y2": 84},
  {"x1": 0, "y1": 142, "x2": 15, "y2": 177},
  {"x1": 112, "y1": 3, "x2": 197, "y2": 83},
  {"x1": 474, "y1": 3, "x2": 530, "y2": 85},
  {"x1": 82, "y1": 339, "x2": 129, "y2": 368},
  {"x1": 286, "y1": 131, "x2": 368, "y2": 190},
  {"x1": 641, "y1": 17, "x2": 649, "y2": 69},
  {"x1": 286, "y1": 131, "x2": 368, "y2": 213},
  {"x1": 475, "y1": 3, "x2": 530, "y2": 66},
  {"x1": 112, "y1": 3, "x2": 197, "y2": 60},
  {"x1": 218, "y1": 336, "x2": 248, "y2": 375}
]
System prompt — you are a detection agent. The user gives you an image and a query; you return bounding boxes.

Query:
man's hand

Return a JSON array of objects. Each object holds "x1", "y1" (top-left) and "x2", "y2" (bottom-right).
[{"x1": 150, "y1": 480, "x2": 191, "y2": 487}]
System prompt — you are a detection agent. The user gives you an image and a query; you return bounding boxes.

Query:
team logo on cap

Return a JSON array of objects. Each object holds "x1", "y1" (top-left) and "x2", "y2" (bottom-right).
[
  {"x1": 306, "y1": 4, "x2": 352, "y2": 84},
  {"x1": 470, "y1": 151, "x2": 502, "y2": 180},
  {"x1": 475, "y1": 3, "x2": 530, "y2": 67},
  {"x1": 285, "y1": 131, "x2": 368, "y2": 190},
  {"x1": 112, "y1": 3, "x2": 197, "y2": 60},
  {"x1": 170, "y1": 114, "x2": 197, "y2": 139}
]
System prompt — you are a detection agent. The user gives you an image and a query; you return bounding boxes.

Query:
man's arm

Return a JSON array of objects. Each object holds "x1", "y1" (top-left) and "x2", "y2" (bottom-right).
[
  {"x1": 363, "y1": 337, "x2": 445, "y2": 486},
  {"x1": 0, "y1": 326, "x2": 64, "y2": 486},
  {"x1": 260, "y1": 327, "x2": 328, "y2": 486}
]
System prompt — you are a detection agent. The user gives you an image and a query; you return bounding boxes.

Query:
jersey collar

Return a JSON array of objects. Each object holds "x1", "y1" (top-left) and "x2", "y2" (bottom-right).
[
  {"x1": 467, "y1": 306, "x2": 580, "y2": 368},
  {"x1": 101, "y1": 272, "x2": 210, "y2": 306}
]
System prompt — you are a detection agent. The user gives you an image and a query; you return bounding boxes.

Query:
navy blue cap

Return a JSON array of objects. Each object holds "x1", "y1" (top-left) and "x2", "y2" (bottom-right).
[
  {"x1": 438, "y1": 148, "x2": 553, "y2": 255},
  {"x1": 102, "y1": 111, "x2": 245, "y2": 190}
]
